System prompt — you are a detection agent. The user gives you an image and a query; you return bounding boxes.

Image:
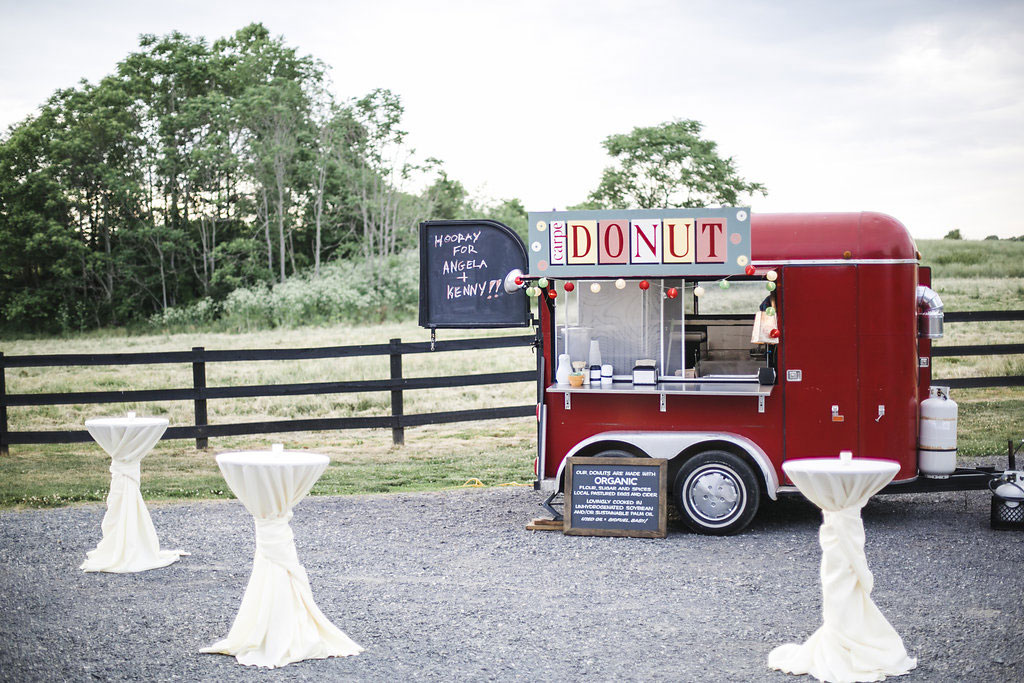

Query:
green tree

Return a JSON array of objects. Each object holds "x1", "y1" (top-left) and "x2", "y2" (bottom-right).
[
  {"x1": 584, "y1": 119, "x2": 766, "y2": 209},
  {"x1": 944, "y1": 229, "x2": 962, "y2": 240},
  {"x1": 426, "y1": 171, "x2": 468, "y2": 220}
]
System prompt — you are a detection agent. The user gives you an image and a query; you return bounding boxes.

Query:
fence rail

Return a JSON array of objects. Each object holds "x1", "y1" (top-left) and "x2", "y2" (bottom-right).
[
  {"x1": 0, "y1": 334, "x2": 538, "y2": 454},
  {"x1": 1, "y1": 311, "x2": 1022, "y2": 454}
]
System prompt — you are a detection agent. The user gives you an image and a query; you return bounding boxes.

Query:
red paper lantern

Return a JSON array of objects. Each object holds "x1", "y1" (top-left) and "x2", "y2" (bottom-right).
[
  {"x1": 745, "y1": 264, "x2": 756, "y2": 276},
  {"x1": 666, "y1": 287, "x2": 678, "y2": 299},
  {"x1": 514, "y1": 276, "x2": 523, "y2": 286},
  {"x1": 639, "y1": 280, "x2": 650, "y2": 291},
  {"x1": 563, "y1": 281, "x2": 575, "y2": 292},
  {"x1": 769, "y1": 328, "x2": 780, "y2": 339},
  {"x1": 548, "y1": 289, "x2": 557, "y2": 299}
]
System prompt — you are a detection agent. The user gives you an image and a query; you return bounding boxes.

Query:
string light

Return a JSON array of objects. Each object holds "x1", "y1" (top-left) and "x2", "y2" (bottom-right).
[
  {"x1": 590, "y1": 282, "x2": 602, "y2": 293},
  {"x1": 615, "y1": 278, "x2": 626, "y2": 289},
  {"x1": 564, "y1": 281, "x2": 575, "y2": 292},
  {"x1": 719, "y1": 280, "x2": 731, "y2": 290},
  {"x1": 766, "y1": 270, "x2": 778, "y2": 282},
  {"x1": 766, "y1": 282, "x2": 777, "y2": 292},
  {"x1": 694, "y1": 285, "x2": 705, "y2": 297},
  {"x1": 666, "y1": 287, "x2": 678, "y2": 299},
  {"x1": 537, "y1": 277, "x2": 549, "y2": 288},
  {"x1": 638, "y1": 280, "x2": 650, "y2": 291}
]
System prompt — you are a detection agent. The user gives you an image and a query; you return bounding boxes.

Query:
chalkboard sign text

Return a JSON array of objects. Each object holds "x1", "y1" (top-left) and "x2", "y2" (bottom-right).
[
  {"x1": 419, "y1": 220, "x2": 529, "y2": 329},
  {"x1": 565, "y1": 457, "x2": 667, "y2": 538}
]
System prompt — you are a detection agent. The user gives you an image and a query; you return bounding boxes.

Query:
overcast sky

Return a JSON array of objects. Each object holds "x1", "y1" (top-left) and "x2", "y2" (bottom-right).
[{"x1": 2, "y1": 0, "x2": 1022, "y2": 239}]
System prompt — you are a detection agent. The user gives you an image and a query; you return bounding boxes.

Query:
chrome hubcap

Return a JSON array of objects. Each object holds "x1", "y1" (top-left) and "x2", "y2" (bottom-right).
[{"x1": 687, "y1": 466, "x2": 742, "y2": 522}]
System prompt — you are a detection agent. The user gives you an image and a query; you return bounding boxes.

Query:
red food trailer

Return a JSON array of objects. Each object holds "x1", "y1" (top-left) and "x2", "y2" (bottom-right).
[{"x1": 419, "y1": 209, "x2": 1015, "y2": 535}]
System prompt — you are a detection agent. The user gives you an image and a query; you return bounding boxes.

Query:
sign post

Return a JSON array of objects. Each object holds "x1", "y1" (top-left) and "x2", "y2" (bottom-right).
[{"x1": 564, "y1": 457, "x2": 668, "y2": 538}]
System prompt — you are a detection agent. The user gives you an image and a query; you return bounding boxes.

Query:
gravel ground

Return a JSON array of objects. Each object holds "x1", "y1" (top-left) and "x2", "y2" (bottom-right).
[{"x1": 1, "y1": 485, "x2": 1022, "y2": 682}]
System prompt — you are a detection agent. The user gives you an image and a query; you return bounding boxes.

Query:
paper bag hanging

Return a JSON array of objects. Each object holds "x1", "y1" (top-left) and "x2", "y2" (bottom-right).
[{"x1": 751, "y1": 311, "x2": 780, "y2": 345}]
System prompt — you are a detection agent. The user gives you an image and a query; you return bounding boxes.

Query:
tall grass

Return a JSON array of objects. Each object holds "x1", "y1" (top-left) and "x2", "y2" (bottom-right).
[{"x1": 918, "y1": 239, "x2": 1024, "y2": 278}]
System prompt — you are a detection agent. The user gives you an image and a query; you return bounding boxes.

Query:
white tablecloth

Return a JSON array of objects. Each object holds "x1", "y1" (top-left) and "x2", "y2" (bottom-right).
[
  {"x1": 80, "y1": 416, "x2": 187, "y2": 573},
  {"x1": 769, "y1": 458, "x2": 917, "y2": 683},
  {"x1": 202, "y1": 450, "x2": 362, "y2": 668}
]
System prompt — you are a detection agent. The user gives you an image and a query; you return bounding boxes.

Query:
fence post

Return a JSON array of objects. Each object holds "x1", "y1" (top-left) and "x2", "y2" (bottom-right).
[
  {"x1": 0, "y1": 352, "x2": 7, "y2": 456},
  {"x1": 192, "y1": 346, "x2": 208, "y2": 450},
  {"x1": 389, "y1": 338, "x2": 404, "y2": 446}
]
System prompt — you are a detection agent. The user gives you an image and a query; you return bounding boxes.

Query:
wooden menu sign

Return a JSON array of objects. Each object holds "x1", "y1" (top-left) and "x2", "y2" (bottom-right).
[{"x1": 565, "y1": 457, "x2": 667, "y2": 538}]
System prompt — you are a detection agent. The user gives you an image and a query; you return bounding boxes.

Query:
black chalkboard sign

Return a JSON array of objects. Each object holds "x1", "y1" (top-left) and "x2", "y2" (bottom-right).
[
  {"x1": 565, "y1": 457, "x2": 668, "y2": 538},
  {"x1": 419, "y1": 220, "x2": 530, "y2": 329}
]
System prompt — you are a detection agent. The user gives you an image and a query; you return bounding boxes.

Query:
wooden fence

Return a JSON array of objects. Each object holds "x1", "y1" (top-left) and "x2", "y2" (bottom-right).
[
  {"x1": 0, "y1": 310, "x2": 1021, "y2": 454},
  {"x1": 0, "y1": 334, "x2": 540, "y2": 455},
  {"x1": 931, "y1": 310, "x2": 1024, "y2": 388}
]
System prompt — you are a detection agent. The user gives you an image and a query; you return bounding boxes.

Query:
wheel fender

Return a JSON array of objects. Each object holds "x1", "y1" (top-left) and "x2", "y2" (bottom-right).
[{"x1": 555, "y1": 431, "x2": 778, "y2": 500}]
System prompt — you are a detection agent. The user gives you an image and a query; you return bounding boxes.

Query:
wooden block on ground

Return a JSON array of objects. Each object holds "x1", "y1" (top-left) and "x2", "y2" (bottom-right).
[{"x1": 526, "y1": 518, "x2": 564, "y2": 531}]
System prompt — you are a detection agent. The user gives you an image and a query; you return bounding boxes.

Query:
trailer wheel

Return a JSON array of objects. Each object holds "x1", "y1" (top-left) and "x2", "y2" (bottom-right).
[
  {"x1": 593, "y1": 449, "x2": 635, "y2": 459},
  {"x1": 674, "y1": 450, "x2": 760, "y2": 535}
]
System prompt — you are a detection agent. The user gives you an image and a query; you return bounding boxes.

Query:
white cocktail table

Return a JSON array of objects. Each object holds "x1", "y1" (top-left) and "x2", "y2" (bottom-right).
[
  {"x1": 202, "y1": 447, "x2": 362, "y2": 668},
  {"x1": 81, "y1": 413, "x2": 187, "y2": 573},
  {"x1": 769, "y1": 455, "x2": 916, "y2": 682}
]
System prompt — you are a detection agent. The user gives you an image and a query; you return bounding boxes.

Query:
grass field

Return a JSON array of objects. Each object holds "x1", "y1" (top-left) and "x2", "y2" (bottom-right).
[{"x1": 1, "y1": 263, "x2": 1022, "y2": 509}]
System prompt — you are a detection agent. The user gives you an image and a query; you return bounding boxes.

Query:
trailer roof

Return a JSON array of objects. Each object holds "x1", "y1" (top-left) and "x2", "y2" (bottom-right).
[{"x1": 751, "y1": 212, "x2": 917, "y2": 263}]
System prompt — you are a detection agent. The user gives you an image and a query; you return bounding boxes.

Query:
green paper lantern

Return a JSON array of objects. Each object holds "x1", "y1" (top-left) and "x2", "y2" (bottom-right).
[
  {"x1": 719, "y1": 280, "x2": 731, "y2": 290},
  {"x1": 765, "y1": 306, "x2": 776, "y2": 316},
  {"x1": 766, "y1": 282, "x2": 777, "y2": 292},
  {"x1": 537, "y1": 277, "x2": 549, "y2": 288}
]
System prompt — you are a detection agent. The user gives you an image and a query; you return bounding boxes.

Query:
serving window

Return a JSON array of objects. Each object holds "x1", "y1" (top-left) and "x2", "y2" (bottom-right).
[{"x1": 554, "y1": 278, "x2": 775, "y2": 382}]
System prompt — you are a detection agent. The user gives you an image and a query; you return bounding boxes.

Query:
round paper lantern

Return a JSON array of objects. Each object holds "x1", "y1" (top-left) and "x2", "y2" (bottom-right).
[
  {"x1": 745, "y1": 264, "x2": 756, "y2": 276},
  {"x1": 563, "y1": 281, "x2": 575, "y2": 292},
  {"x1": 765, "y1": 306, "x2": 776, "y2": 316},
  {"x1": 548, "y1": 289, "x2": 557, "y2": 299},
  {"x1": 615, "y1": 278, "x2": 626, "y2": 290},
  {"x1": 666, "y1": 287, "x2": 678, "y2": 299},
  {"x1": 590, "y1": 282, "x2": 602, "y2": 293},
  {"x1": 766, "y1": 270, "x2": 778, "y2": 282},
  {"x1": 694, "y1": 286, "x2": 705, "y2": 297},
  {"x1": 514, "y1": 276, "x2": 523, "y2": 286},
  {"x1": 537, "y1": 277, "x2": 549, "y2": 288},
  {"x1": 719, "y1": 280, "x2": 731, "y2": 290},
  {"x1": 638, "y1": 280, "x2": 650, "y2": 291},
  {"x1": 769, "y1": 328, "x2": 780, "y2": 339},
  {"x1": 766, "y1": 281, "x2": 777, "y2": 292}
]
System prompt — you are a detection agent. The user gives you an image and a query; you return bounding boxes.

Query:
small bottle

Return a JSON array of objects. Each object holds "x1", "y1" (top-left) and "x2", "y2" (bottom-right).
[{"x1": 590, "y1": 365, "x2": 602, "y2": 383}]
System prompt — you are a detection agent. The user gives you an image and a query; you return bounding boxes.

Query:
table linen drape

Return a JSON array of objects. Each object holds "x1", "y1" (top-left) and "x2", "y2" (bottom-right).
[
  {"x1": 81, "y1": 417, "x2": 187, "y2": 573},
  {"x1": 769, "y1": 458, "x2": 917, "y2": 683},
  {"x1": 202, "y1": 450, "x2": 362, "y2": 668}
]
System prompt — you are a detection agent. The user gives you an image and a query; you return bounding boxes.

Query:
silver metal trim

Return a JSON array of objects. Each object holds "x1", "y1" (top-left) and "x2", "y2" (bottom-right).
[
  {"x1": 554, "y1": 430, "x2": 779, "y2": 500},
  {"x1": 752, "y1": 259, "x2": 918, "y2": 266},
  {"x1": 536, "y1": 477, "x2": 559, "y2": 492}
]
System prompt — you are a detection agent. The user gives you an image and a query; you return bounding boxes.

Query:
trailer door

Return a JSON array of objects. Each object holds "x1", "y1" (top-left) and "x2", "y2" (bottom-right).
[{"x1": 782, "y1": 266, "x2": 859, "y2": 463}]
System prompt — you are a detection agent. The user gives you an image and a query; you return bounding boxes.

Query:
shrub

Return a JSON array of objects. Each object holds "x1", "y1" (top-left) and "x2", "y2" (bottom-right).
[{"x1": 152, "y1": 250, "x2": 421, "y2": 332}]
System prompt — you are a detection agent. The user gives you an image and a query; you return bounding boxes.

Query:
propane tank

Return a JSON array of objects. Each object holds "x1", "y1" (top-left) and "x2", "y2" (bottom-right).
[{"x1": 918, "y1": 385, "x2": 958, "y2": 478}]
